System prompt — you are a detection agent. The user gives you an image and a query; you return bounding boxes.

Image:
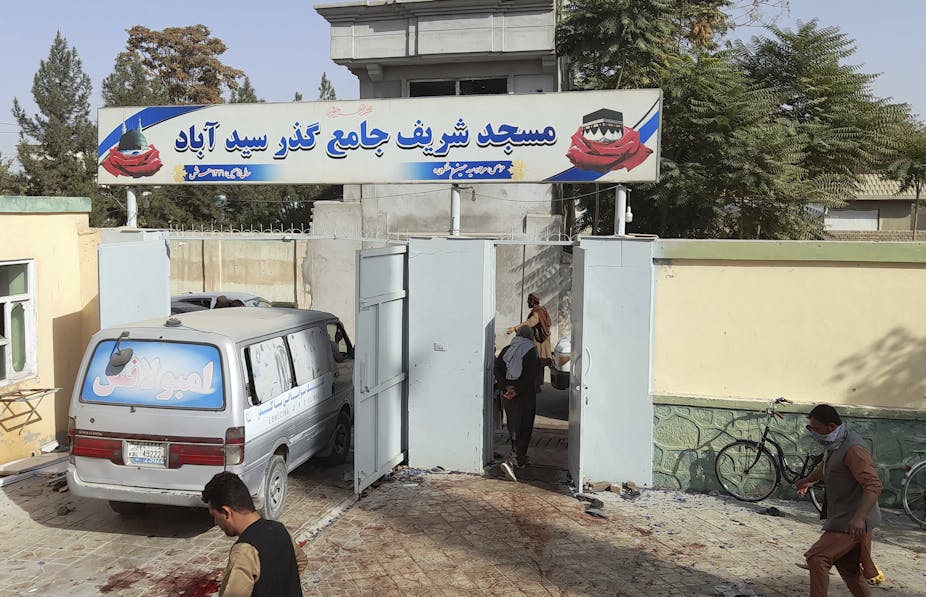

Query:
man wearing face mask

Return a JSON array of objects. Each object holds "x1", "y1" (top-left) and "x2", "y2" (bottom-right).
[{"x1": 795, "y1": 404, "x2": 882, "y2": 597}]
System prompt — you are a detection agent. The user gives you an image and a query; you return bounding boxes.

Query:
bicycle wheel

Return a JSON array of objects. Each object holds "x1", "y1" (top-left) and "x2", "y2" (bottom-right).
[
  {"x1": 715, "y1": 440, "x2": 780, "y2": 502},
  {"x1": 902, "y1": 461, "x2": 926, "y2": 528},
  {"x1": 808, "y1": 483, "x2": 825, "y2": 514}
]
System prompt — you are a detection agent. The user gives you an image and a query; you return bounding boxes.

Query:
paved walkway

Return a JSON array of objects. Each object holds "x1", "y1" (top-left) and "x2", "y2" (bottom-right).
[
  {"x1": 0, "y1": 454, "x2": 923, "y2": 596},
  {"x1": 299, "y1": 468, "x2": 925, "y2": 596}
]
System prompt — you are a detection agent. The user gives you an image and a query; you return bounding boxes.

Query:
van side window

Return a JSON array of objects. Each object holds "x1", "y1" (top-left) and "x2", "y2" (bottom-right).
[
  {"x1": 287, "y1": 327, "x2": 334, "y2": 385},
  {"x1": 245, "y1": 337, "x2": 293, "y2": 404}
]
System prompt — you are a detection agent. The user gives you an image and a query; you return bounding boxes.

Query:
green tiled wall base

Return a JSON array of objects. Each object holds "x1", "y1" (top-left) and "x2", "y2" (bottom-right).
[{"x1": 653, "y1": 397, "x2": 926, "y2": 509}]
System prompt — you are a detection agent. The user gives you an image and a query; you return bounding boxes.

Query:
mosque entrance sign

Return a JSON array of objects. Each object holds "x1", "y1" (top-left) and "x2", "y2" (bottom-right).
[{"x1": 97, "y1": 89, "x2": 662, "y2": 186}]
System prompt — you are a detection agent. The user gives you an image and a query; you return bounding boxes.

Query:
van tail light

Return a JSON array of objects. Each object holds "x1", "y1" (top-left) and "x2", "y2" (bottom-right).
[
  {"x1": 169, "y1": 443, "x2": 225, "y2": 468},
  {"x1": 67, "y1": 417, "x2": 76, "y2": 463},
  {"x1": 225, "y1": 426, "x2": 245, "y2": 466},
  {"x1": 72, "y1": 436, "x2": 124, "y2": 464}
]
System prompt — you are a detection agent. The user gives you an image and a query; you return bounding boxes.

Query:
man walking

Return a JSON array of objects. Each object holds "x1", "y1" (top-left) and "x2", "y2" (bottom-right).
[
  {"x1": 796, "y1": 404, "x2": 882, "y2": 597},
  {"x1": 202, "y1": 472, "x2": 307, "y2": 597},
  {"x1": 506, "y1": 292, "x2": 552, "y2": 391},
  {"x1": 495, "y1": 325, "x2": 539, "y2": 482}
]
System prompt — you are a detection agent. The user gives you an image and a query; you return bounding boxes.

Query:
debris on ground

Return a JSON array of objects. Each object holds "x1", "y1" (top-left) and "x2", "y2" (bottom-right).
[
  {"x1": 56, "y1": 505, "x2": 74, "y2": 516},
  {"x1": 586, "y1": 481, "x2": 611, "y2": 492},
  {"x1": 585, "y1": 508, "x2": 608, "y2": 519},
  {"x1": 575, "y1": 494, "x2": 604, "y2": 509},
  {"x1": 619, "y1": 481, "x2": 641, "y2": 500},
  {"x1": 758, "y1": 506, "x2": 783, "y2": 517}
]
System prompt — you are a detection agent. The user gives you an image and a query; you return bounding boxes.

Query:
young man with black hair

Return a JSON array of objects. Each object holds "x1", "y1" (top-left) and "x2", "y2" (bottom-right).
[
  {"x1": 796, "y1": 404, "x2": 882, "y2": 597},
  {"x1": 202, "y1": 472, "x2": 307, "y2": 597}
]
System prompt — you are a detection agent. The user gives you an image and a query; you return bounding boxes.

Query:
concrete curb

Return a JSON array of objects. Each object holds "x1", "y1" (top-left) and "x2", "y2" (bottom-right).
[{"x1": 293, "y1": 492, "x2": 359, "y2": 545}]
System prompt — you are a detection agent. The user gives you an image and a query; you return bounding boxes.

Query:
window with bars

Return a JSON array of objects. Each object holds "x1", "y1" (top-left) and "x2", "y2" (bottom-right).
[{"x1": 0, "y1": 260, "x2": 36, "y2": 386}]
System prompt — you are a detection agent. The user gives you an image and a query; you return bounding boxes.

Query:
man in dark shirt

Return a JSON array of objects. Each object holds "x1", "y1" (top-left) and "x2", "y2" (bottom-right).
[
  {"x1": 202, "y1": 472, "x2": 307, "y2": 597},
  {"x1": 796, "y1": 404, "x2": 882, "y2": 597},
  {"x1": 495, "y1": 325, "x2": 540, "y2": 482}
]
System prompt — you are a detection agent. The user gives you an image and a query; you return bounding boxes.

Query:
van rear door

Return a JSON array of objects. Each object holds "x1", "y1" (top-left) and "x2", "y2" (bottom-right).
[{"x1": 70, "y1": 338, "x2": 236, "y2": 491}]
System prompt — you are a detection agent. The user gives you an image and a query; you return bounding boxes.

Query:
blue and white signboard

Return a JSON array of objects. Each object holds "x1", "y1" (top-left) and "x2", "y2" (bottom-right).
[
  {"x1": 81, "y1": 341, "x2": 224, "y2": 409},
  {"x1": 97, "y1": 89, "x2": 662, "y2": 185}
]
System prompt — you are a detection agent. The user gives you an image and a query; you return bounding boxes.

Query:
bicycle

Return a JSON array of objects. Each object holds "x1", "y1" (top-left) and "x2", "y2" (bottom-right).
[
  {"x1": 714, "y1": 397, "x2": 825, "y2": 512},
  {"x1": 901, "y1": 455, "x2": 926, "y2": 529}
]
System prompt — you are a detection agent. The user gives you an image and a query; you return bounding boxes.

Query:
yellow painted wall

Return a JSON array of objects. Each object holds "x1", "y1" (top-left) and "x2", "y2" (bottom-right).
[
  {"x1": 653, "y1": 255, "x2": 926, "y2": 411},
  {"x1": 0, "y1": 212, "x2": 99, "y2": 463}
]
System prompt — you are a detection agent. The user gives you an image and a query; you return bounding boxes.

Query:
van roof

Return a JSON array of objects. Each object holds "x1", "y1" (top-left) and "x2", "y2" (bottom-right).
[{"x1": 105, "y1": 307, "x2": 338, "y2": 343}]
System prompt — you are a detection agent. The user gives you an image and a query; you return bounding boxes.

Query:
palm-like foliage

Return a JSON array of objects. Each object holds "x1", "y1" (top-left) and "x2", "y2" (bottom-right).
[{"x1": 885, "y1": 122, "x2": 926, "y2": 237}]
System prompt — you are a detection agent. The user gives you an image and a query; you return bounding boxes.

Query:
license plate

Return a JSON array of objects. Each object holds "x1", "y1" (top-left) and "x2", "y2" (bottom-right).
[{"x1": 125, "y1": 441, "x2": 166, "y2": 467}]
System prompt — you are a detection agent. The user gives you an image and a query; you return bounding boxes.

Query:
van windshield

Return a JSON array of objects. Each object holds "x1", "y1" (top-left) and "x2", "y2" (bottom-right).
[{"x1": 80, "y1": 340, "x2": 224, "y2": 409}]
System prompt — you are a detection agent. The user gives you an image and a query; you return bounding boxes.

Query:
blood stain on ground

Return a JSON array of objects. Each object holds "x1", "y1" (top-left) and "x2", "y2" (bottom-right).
[
  {"x1": 99, "y1": 569, "x2": 149, "y2": 593},
  {"x1": 150, "y1": 571, "x2": 222, "y2": 597}
]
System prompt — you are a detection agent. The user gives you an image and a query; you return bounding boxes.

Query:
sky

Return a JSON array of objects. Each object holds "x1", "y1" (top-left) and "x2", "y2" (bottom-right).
[{"x1": 1, "y1": 0, "x2": 924, "y2": 168}]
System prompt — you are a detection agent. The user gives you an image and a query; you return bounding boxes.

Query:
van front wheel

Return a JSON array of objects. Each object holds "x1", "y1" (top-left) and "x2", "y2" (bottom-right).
[{"x1": 260, "y1": 455, "x2": 287, "y2": 521}]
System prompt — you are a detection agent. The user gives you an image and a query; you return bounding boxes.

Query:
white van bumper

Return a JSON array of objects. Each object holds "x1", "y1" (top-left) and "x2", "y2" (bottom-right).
[{"x1": 67, "y1": 467, "x2": 205, "y2": 508}]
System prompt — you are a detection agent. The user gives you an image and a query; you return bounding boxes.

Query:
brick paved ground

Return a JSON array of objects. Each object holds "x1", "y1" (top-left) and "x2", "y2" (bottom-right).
[
  {"x1": 0, "y1": 454, "x2": 923, "y2": 596},
  {"x1": 299, "y1": 469, "x2": 925, "y2": 597}
]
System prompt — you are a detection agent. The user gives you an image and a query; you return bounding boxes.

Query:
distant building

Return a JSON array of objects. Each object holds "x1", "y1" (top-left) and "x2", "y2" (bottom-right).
[{"x1": 825, "y1": 174, "x2": 925, "y2": 239}]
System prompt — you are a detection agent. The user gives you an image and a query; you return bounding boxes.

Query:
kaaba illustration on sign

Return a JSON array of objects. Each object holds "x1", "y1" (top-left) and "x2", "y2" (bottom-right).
[
  {"x1": 566, "y1": 108, "x2": 652, "y2": 173},
  {"x1": 100, "y1": 120, "x2": 164, "y2": 178}
]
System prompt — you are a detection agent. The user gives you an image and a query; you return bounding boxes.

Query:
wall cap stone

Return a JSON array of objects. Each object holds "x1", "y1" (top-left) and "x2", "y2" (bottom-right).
[
  {"x1": 655, "y1": 239, "x2": 926, "y2": 264},
  {"x1": 654, "y1": 394, "x2": 926, "y2": 422},
  {"x1": 0, "y1": 195, "x2": 91, "y2": 214}
]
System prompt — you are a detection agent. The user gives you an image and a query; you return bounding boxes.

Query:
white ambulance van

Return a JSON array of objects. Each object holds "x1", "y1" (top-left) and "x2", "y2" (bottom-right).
[{"x1": 67, "y1": 307, "x2": 354, "y2": 519}]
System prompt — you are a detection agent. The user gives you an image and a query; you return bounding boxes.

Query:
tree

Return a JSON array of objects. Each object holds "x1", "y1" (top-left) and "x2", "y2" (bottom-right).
[
  {"x1": 885, "y1": 122, "x2": 926, "y2": 239},
  {"x1": 125, "y1": 24, "x2": 244, "y2": 104},
  {"x1": 101, "y1": 52, "x2": 168, "y2": 107},
  {"x1": 293, "y1": 91, "x2": 303, "y2": 102},
  {"x1": 230, "y1": 76, "x2": 263, "y2": 103},
  {"x1": 0, "y1": 152, "x2": 21, "y2": 195},
  {"x1": 584, "y1": 52, "x2": 809, "y2": 239},
  {"x1": 318, "y1": 72, "x2": 337, "y2": 100},
  {"x1": 736, "y1": 21, "x2": 908, "y2": 206},
  {"x1": 11, "y1": 32, "x2": 97, "y2": 201}
]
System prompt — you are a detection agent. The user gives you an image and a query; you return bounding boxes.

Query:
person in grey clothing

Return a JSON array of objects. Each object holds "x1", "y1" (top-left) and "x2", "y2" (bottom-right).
[{"x1": 796, "y1": 404, "x2": 882, "y2": 597}]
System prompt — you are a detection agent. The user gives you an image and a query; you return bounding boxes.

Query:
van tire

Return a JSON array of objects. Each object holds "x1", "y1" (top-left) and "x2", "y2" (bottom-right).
[
  {"x1": 108, "y1": 500, "x2": 146, "y2": 515},
  {"x1": 325, "y1": 411, "x2": 352, "y2": 466},
  {"x1": 260, "y1": 455, "x2": 287, "y2": 521}
]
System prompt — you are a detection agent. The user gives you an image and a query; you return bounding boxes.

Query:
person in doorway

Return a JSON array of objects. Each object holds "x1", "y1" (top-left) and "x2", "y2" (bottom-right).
[
  {"x1": 495, "y1": 325, "x2": 539, "y2": 482},
  {"x1": 796, "y1": 404, "x2": 882, "y2": 597},
  {"x1": 506, "y1": 292, "x2": 552, "y2": 391},
  {"x1": 202, "y1": 472, "x2": 307, "y2": 597}
]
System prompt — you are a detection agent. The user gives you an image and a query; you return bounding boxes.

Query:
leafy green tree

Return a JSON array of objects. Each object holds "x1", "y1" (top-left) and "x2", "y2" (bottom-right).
[
  {"x1": 0, "y1": 152, "x2": 22, "y2": 194},
  {"x1": 318, "y1": 72, "x2": 337, "y2": 100},
  {"x1": 885, "y1": 121, "x2": 926, "y2": 239},
  {"x1": 736, "y1": 20, "x2": 908, "y2": 206},
  {"x1": 293, "y1": 91, "x2": 303, "y2": 102},
  {"x1": 101, "y1": 52, "x2": 168, "y2": 107},
  {"x1": 126, "y1": 24, "x2": 244, "y2": 104},
  {"x1": 586, "y1": 52, "x2": 809, "y2": 239},
  {"x1": 11, "y1": 32, "x2": 97, "y2": 202},
  {"x1": 230, "y1": 76, "x2": 263, "y2": 103}
]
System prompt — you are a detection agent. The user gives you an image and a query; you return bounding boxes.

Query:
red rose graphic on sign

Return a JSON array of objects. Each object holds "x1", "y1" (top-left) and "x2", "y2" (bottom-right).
[
  {"x1": 101, "y1": 122, "x2": 163, "y2": 178},
  {"x1": 565, "y1": 108, "x2": 652, "y2": 173}
]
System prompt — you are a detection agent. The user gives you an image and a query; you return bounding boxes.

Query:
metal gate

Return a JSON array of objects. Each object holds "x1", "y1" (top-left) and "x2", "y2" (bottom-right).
[
  {"x1": 354, "y1": 245, "x2": 408, "y2": 493},
  {"x1": 98, "y1": 233, "x2": 170, "y2": 328},
  {"x1": 569, "y1": 238, "x2": 655, "y2": 490}
]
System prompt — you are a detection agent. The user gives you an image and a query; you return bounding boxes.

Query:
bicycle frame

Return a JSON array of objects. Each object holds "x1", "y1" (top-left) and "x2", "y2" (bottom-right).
[{"x1": 747, "y1": 405, "x2": 823, "y2": 483}]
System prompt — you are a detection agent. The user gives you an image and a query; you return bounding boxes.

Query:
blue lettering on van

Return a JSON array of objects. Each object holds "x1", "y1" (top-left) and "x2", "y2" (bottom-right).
[{"x1": 81, "y1": 340, "x2": 224, "y2": 409}]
